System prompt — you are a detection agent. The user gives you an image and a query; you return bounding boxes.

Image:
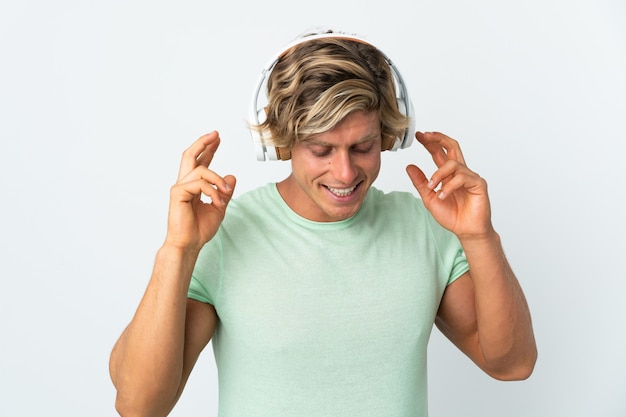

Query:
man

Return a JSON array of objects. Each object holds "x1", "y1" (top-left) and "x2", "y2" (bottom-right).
[{"x1": 109, "y1": 30, "x2": 537, "y2": 417}]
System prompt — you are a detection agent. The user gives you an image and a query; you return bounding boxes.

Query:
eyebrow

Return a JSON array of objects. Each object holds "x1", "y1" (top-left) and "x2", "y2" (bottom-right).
[{"x1": 303, "y1": 134, "x2": 380, "y2": 147}]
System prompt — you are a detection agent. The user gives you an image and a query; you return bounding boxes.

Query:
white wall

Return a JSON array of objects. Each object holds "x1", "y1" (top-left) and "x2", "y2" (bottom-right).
[{"x1": 1, "y1": 0, "x2": 624, "y2": 416}]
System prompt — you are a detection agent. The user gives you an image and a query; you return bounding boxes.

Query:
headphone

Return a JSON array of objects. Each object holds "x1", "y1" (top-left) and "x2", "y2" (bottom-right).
[{"x1": 248, "y1": 32, "x2": 415, "y2": 161}]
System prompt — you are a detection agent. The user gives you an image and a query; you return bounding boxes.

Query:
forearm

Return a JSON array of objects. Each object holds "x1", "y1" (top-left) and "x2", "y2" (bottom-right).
[
  {"x1": 460, "y1": 231, "x2": 537, "y2": 380},
  {"x1": 110, "y1": 245, "x2": 199, "y2": 416}
]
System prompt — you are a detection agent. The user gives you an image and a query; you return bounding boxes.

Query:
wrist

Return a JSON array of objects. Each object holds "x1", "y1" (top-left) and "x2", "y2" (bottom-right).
[
  {"x1": 157, "y1": 241, "x2": 202, "y2": 264},
  {"x1": 458, "y1": 228, "x2": 502, "y2": 255}
]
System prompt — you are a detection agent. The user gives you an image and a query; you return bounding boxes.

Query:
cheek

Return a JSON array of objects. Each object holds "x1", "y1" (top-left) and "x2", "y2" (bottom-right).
[
  {"x1": 291, "y1": 154, "x2": 326, "y2": 181},
  {"x1": 363, "y1": 154, "x2": 382, "y2": 175}
]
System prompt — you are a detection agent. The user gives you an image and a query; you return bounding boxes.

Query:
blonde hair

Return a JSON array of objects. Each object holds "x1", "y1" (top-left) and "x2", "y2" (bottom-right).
[{"x1": 251, "y1": 34, "x2": 411, "y2": 158}]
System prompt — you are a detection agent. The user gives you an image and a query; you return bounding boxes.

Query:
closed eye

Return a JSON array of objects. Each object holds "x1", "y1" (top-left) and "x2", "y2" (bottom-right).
[
  {"x1": 351, "y1": 143, "x2": 375, "y2": 154},
  {"x1": 352, "y1": 145, "x2": 374, "y2": 154},
  {"x1": 305, "y1": 138, "x2": 378, "y2": 157},
  {"x1": 310, "y1": 146, "x2": 332, "y2": 157}
]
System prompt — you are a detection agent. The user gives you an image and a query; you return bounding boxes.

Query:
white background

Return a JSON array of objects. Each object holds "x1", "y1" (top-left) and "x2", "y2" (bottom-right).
[{"x1": 1, "y1": 0, "x2": 625, "y2": 416}]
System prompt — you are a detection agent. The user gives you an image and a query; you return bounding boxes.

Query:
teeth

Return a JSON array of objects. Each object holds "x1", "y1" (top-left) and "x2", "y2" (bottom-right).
[{"x1": 327, "y1": 185, "x2": 356, "y2": 197}]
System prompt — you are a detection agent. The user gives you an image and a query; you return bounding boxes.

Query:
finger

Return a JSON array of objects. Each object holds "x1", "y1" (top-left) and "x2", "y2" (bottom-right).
[
  {"x1": 170, "y1": 180, "x2": 222, "y2": 212},
  {"x1": 406, "y1": 164, "x2": 437, "y2": 202},
  {"x1": 223, "y1": 174, "x2": 236, "y2": 194},
  {"x1": 435, "y1": 172, "x2": 468, "y2": 200},
  {"x1": 415, "y1": 131, "x2": 448, "y2": 168},
  {"x1": 430, "y1": 163, "x2": 485, "y2": 200},
  {"x1": 178, "y1": 131, "x2": 220, "y2": 181},
  {"x1": 171, "y1": 173, "x2": 235, "y2": 208},
  {"x1": 427, "y1": 159, "x2": 478, "y2": 194},
  {"x1": 197, "y1": 174, "x2": 236, "y2": 208},
  {"x1": 178, "y1": 165, "x2": 234, "y2": 196},
  {"x1": 416, "y1": 131, "x2": 467, "y2": 167},
  {"x1": 196, "y1": 134, "x2": 221, "y2": 168},
  {"x1": 219, "y1": 174, "x2": 237, "y2": 205},
  {"x1": 428, "y1": 132, "x2": 466, "y2": 165},
  {"x1": 177, "y1": 178, "x2": 220, "y2": 203}
]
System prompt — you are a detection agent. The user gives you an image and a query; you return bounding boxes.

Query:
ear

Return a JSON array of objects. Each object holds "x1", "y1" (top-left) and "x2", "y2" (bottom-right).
[
  {"x1": 276, "y1": 146, "x2": 292, "y2": 160},
  {"x1": 381, "y1": 135, "x2": 397, "y2": 151}
]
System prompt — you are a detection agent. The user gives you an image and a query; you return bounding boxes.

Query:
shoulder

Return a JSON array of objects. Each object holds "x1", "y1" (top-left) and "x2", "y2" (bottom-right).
[
  {"x1": 224, "y1": 183, "x2": 278, "y2": 218},
  {"x1": 229, "y1": 182, "x2": 276, "y2": 206},
  {"x1": 364, "y1": 187, "x2": 462, "y2": 251},
  {"x1": 363, "y1": 187, "x2": 427, "y2": 218},
  {"x1": 217, "y1": 183, "x2": 286, "y2": 236}
]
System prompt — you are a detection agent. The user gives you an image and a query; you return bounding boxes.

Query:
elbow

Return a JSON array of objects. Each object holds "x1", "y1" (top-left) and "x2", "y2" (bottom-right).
[
  {"x1": 490, "y1": 362, "x2": 536, "y2": 381},
  {"x1": 109, "y1": 355, "x2": 179, "y2": 416},
  {"x1": 114, "y1": 391, "x2": 147, "y2": 417},
  {"x1": 111, "y1": 377, "x2": 180, "y2": 417},
  {"x1": 113, "y1": 384, "x2": 179, "y2": 417},
  {"x1": 486, "y1": 347, "x2": 538, "y2": 381},
  {"x1": 114, "y1": 395, "x2": 133, "y2": 417},
  {"x1": 112, "y1": 374, "x2": 177, "y2": 417},
  {"x1": 114, "y1": 391, "x2": 168, "y2": 417},
  {"x1": 114, "y1": 395, "x2": 135, "y2": 417}
]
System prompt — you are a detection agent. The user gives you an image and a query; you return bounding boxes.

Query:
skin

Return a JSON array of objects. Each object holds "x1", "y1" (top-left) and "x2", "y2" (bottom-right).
[
  {"x1": 406, "y1": 130, "x2": 537, "y2": 379},
  {"x1": 276, "y1": 110, "x2": 382, "y2": 222},
  {"x1": 109, "y1": 113, "x2": 537, "y2": 416},
  {"x1": 109, "y1": 133, "x2": 232, "y2": 416}
]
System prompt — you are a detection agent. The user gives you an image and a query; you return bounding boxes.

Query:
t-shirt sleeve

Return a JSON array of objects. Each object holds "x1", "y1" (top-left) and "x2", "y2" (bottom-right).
[
  {"x1": 422, "y1": 207, "x2": 470, "y2": 285},
  {"x1": 187, "y1": 234, "x2": 223, "y2": 306}
]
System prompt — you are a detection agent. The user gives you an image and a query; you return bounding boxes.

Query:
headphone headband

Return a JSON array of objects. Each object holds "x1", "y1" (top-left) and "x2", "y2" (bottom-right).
[{"x1": 248, "y1": 32, "x2": 415, "y2": 161}]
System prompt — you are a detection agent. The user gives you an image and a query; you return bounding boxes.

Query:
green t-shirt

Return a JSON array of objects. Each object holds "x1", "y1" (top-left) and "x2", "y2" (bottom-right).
[{"x1": 189, "y1": 183, "x2": 469, "y2": 417}]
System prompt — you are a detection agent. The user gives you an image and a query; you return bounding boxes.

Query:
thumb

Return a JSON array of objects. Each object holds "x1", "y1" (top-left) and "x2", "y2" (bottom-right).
[
  {"x1": 224, "y1": 174, "x2": 237, "y2": 190},
  {"x1": 221, "y1": 175, "x2": 237, "y2": 204},
  {"x1": 406, "y1": 164, "x2": 431, "y2": 200}
]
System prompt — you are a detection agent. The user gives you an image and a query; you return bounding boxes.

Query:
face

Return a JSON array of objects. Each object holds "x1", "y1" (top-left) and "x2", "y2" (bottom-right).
[{"x1": 277, "y1": 110, "x2": 382, "y2": 222}]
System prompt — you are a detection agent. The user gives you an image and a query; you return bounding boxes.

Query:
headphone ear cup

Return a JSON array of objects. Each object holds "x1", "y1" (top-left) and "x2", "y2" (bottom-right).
[
  {"x1": 250, "y1": 108, "x2": 266, "y2": 161},
  {"x1": 401, "y1": 97, "x2": 416, "y2": 149},
  {"x1": 256, "y1": 107, "x2": 267, "y2": 128},
  {"x1": 389, "y1": 97, "x2": 415, "y2": 151},
  {"x1": 252, "y1": 108, "x2": 279, "y2": 161},
  {"x1": 249, "y1": 32, "x2": 415, "y2": 160},
  {"x1": 393, "y1": 98, "x2": 407, "y2": 151}
]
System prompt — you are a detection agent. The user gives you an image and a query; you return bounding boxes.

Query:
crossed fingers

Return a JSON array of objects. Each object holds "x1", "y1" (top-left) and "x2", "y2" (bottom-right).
[
  {"x1": 178, "y1": 131, "x2": 221, "y2": 181},
  {"x1": 174, "y1": 131, "x2": 233, "y2": 206},
  {"x1": 414, "y1": 131, "x2": 485, "y2": 200}
]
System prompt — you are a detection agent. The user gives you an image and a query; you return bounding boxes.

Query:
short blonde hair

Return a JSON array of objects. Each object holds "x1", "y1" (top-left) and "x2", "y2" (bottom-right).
[{"x1": 252, "y1": 34, "x2": 411, "y2": 158}]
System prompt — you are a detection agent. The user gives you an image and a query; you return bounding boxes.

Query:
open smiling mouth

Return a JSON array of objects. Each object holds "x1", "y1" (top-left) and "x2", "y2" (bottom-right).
[{"x1": 325, "y1": 183, "x2": 359, "y2": 197}]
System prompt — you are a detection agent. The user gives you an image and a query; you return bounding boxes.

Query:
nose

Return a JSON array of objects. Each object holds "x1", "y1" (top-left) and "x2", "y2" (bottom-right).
[{"x1": 330, "y1": 150, "x2": 358, "y2": 184}]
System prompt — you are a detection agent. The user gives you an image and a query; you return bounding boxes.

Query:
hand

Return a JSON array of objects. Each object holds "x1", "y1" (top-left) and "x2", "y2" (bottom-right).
[
  {"x1": 406, "y1": 132, "x2": 493, "y2": 240},
  {"x1": 164, "y1": 131, "x2": 236, "y2": 252}
]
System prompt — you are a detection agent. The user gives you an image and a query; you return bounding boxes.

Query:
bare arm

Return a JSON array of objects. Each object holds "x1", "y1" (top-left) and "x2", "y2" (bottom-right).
[
  {"x1": 406, "y1": 131, "x2": 537, "y2": 380},
  {"x1": 109, "y1": 132, "x2": 236, "y2": 416},
  {"x1": 436, "y1": 239, "x2": 536, "y2": 380}
]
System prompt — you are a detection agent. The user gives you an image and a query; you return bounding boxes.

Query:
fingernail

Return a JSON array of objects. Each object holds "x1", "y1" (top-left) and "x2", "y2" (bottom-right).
[
  {"x1": 438, "y1": 191, "x2": 446, "y2": 199},
  {"x1": 427, "y1": 180, "x2": 435, "y2": 189}
]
